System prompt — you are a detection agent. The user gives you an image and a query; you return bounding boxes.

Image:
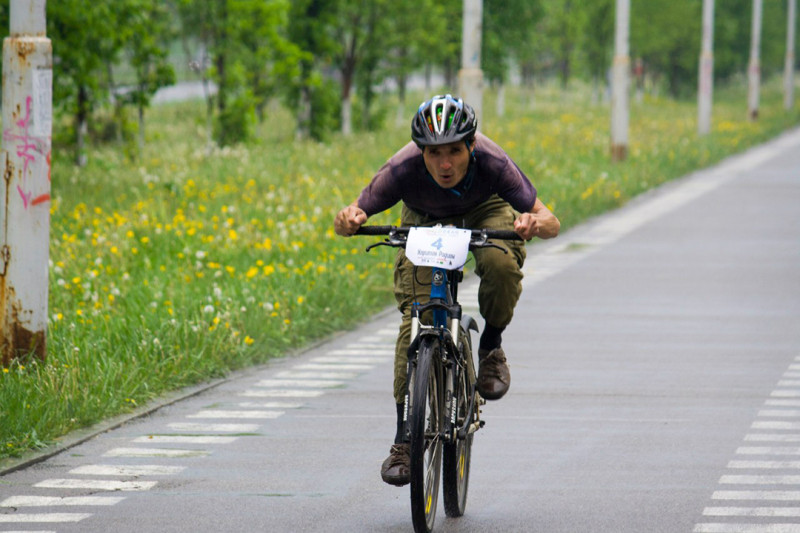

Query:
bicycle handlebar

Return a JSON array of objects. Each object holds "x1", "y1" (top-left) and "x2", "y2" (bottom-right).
[{"x1": 354, "y1": 225, "x2": 523, "y2": 241}]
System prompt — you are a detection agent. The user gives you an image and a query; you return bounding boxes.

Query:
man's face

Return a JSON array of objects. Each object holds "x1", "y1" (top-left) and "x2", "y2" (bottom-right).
[{"x1": 422, "y1": 141, "x2": 470, "y2": 189}]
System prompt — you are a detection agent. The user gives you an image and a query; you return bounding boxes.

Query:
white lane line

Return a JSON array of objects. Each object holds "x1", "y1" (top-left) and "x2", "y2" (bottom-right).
[
  {"x1": 777, "y1": 381, "x2": 800, "y2": 387},
  {"x1": 773, "y1": 391, "x2": 800, "y2": 398},
  {"x1": 0, "y1": 513, "x2": 91, "y2": 523},
  {"x1": 1, "y1": 495, "x2": 124, "y2": 507},
  {"x1": 327, "y1": 349, "x2": 393, "y2": 356},
  {"x1": 168, "y1": 423, "x2": 260, "y2": 432},
  {"x1": 695, "y1": 524, "x2": 800, "y2": 532},
  {"x1": 737, "y1": 447, "x2": 800, "y2": 455},
  {"x1": 294, "y1": 363, "x2": 374, "y2": 371},
  {"x1": 758, "y1": 410, "x2": 800, "y2": 417},
  {"x1": 274, "y1": 371, "x2": 359, "y2": 380},
  {"x1": 728, "y1": 461, "x2": 800, "y2": 469},
  {"x1": 132, "y1": 435, "x2": 238, "y2": 444},
  {"x1": 720, "y1": 475, "x2": 800, "y2": 484},
  {"x1": 239, "y1": 390, "x2": 324, "y2": 398},
  {"x1": 34, "y1": 479, "x2": 157, "y2": 491},
  {"x1": 746, "y1": 435, "x2": 800, "y2": 442},
  {"x1": 69, "y1": 465, "x2": 185, "y2": 476},
  {"x1": 752, "y1": 422, "x2": 800, "y2": 430},
  {"x1": 704, "y1": 507, "x2": 800, "y2": 517},
  {"x1": 254, "y1": 379, "x2": 344, "y2": 388},
  {"x1": 103, "y1": 447, "x2": 208, "y2": 458},
  {"x1": 237, "y1": 402, "x2": 303, "y2": 409},
  {"x1": 187, "y1": 410, "x2": 285, "y2": 419},
  {"x1": 765, "y1": 400, "x2": 800, "y2": 407},
  {"x1": 311, "y1": 356, "x2": 383, "y2": 364},
  {"x1": 712, "y1": 491, "x2": 800, "y2": 500}
]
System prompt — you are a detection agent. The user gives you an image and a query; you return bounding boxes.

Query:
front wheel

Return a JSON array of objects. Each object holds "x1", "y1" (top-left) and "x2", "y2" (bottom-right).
[
  {"x1": 409, "y1": 336, "x2": 444, "y2": 533},
  {"x1": 443, "y1": 326, "x2": 475, "y2": 517}
]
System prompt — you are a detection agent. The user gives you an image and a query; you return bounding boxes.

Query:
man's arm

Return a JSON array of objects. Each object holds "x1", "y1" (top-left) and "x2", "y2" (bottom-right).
[
  {"x1": 513, "y1": 198, "x2": 560, "y2": 241},
  {"x1": 334, "y1": 202, "x2": 368, "y2": 236}
]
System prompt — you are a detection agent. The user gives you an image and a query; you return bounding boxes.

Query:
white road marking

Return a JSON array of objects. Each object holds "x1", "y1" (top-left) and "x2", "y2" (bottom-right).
[
  {"x1": 255, "y1": 379, "x2": 344, "y2": 388},
  {"x1": 294, "y1": 363, "x2": 374, "y2": 371},
  {"x1": 187, "y1": 409, "x2": 285, "y2": 418},
  {"x1": 103, "y1": 447, "x2": 208, "y2": 458},
  {"x1": 274, "y1": 371, "x2": 359, "y2": 380},
  {"x1": 327, "y1": 349, "x2": 393, "y2": 356},
  {"x1": 34, "y1": 479, "x2": 157, "y2": 491},
  {"x1": 765, "y1": 400, "x2": 800, "y2": 407},
  {"x1": 752, "y1": 422, "x2": 800, "y2": 430},
  {"x1": 69, "y1": 464, "x2": 185, "y2": 476},
  {"x1": 0, "y1": 513, "x2": 91, "y2": 523},
  {"x1": 168, "y1": 422, "x2": 260, "y2": 432},
  {"x1": 695, "y1": 525, "x2": 800, "y2": 533},
  {"x1": 728, "y1": 461, "x2": 800, "y2": 469},
  {"x1": 746, "y1": 435, "x2": 800, "y2": 442},
  {"x1": 704, "y1": 507, "x2": 800, "y2": 517},
  {"x1": 773, "y1": 391, "x2": 800, "y2": 398},
  {"x1": 239, "y1": 389, "x2": 324, "y2": 398},
  {"x1": 237, "y1": 402, "x2": 302, "y2": 409},
  {"x1": 758, "y1": 410, "x2": 800, "y2": 418},
  {"x1": 720, "y1": 475, "x2": 800, "y2": 484},
  {"x1": 736, "y1": 447, "x2": 800, "y2": 456},
  {"x1": 1, "y1": 495, "x2": 124, "y2": 506},
  {"x1": 712, "y1": 491, "x2": 800, "y2": 501},
  {"x1": 311, "y1": 356, "x2": 383, "y2": 364},
  {"x1": 132, "y1": 435, "x2": 238, "y2": 444}
]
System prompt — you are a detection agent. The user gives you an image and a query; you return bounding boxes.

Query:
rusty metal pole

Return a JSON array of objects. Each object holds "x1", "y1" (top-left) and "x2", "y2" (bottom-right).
[
  {"x1": 747, "y1": 0, "x2": 763, "y2": 121},
  {"x1": 1, "y1": 0, "x2": 53, "y2": 365},
  {"x1": 698, "y1": 0, "x2": 715, "y2": 136},
  {"x1": 610, "y1": 0, "x2": 630, "y2": 162},
  {"x1": 458, "y1": 0, "x2": 484, "y2": 129},
  {"x1": 786, "y1": 0, "x2": 797, "y2": 110}
]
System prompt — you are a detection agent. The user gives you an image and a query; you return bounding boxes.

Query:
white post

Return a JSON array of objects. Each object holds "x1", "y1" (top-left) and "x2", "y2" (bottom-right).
[
  {"x1": 698, "y1": 0, "x2": 715, "y2": 135},
  {"x1": 786, "y1": 0, "x2": 797, "y2": 110},
  {"x1": 458, "y1": 0, "x2": 484, "y2": 129},
  {"x1": 748, "y1": 0, "x2": 763, "y2": 121},
  {"x1": 611, "y1": 0, "x2": 630, "y2": 161},
  {"x1": 1, "y1": 0, "x2": 52, "y2": 364}
]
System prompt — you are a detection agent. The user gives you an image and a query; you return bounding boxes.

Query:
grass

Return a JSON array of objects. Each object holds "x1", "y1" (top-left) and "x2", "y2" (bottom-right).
[{"x1": 1, "y1": 77, "x2": 798, "y2": 460}]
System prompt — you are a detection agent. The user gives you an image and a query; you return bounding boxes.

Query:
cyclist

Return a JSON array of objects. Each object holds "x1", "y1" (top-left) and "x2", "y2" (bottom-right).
[{"x1": 334, "y1": 94, "x2": 560, "y2": 486}]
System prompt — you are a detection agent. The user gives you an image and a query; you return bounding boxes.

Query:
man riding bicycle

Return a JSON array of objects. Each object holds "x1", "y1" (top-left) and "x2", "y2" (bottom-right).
[{"x1": 334, "y1": 94, "x2": 560, "y2": 487}]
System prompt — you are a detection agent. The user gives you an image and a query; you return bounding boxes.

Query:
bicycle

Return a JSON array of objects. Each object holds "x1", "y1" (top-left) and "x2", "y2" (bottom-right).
[{"x1": 356, "y1": 224, "x2": 522, "y2": 533}]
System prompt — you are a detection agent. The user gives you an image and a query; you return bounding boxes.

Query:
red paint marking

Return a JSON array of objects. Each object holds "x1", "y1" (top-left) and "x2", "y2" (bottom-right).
[{"x1": 32, "y1": 194, "x2": 50, "y2": 206}]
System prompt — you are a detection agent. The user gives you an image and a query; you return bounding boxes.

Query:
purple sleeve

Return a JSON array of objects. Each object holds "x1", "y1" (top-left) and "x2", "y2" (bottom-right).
[
  {"x1": 356, "y1": 142, "x2": 419, "y2": 216},
  {"x1": 475, "y1": 134, "x2": 537, "y2": 213}
]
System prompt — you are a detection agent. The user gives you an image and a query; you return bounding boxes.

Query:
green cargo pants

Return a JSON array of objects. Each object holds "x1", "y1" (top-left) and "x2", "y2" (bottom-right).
[{"x1": 391, "y1": 195, "x2": 527, "y2": 403}]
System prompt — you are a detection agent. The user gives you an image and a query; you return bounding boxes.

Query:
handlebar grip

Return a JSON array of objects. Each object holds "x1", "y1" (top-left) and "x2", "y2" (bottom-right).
[
  {"x1": 480, "y1": 229, "x2": 524, "y2": 241},
  {"x1": 354, "y1": 226, "x2": 394, "y2": 236}
]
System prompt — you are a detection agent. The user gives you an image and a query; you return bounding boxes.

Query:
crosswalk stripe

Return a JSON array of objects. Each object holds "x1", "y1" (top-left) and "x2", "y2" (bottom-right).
[
  {"x1": 311, "y1": 356, "x2": 383, "y2": 364},
  {"x1": 239, "y1": 389, "x2": 323, "y2": 398},
  {"x1": 746, "y1": 435, "x2": 800, "y2": 442},
  {"x1": 328, "y1": 349, "x2": 392, "y2": 356},
  {"x1": 720, "y1": 475, "x2": 800, "y2": 484},
  {"x1": 294, "y1": 363, "x2": 374, "y2": 371},
  {"x1": 103, "y1": 447, "x2": 208, "y2": 458},
  {"x1": 695, "y1": 524, "x2": 800, "y2": 533},
  {"x1": 34, "y1": 479, "x2": 157, "y2": 491},
  {"x1": 255, "y1": 379, "x2": 344, "y2": 388},
  {"x1": 1, "y1": 495, "x2": 124, "y2": 507},
  {"x1": 0, "y1": 513, "x2": 92, "y2": 523},
  {"x1": 728, "y1": 461, "x2": 800, "y2": 469},
  {"x1": 237, "y1": 402, "x2": 302, "y2": 409},
  {"x1": 274, "y1": 371, "x2": 359, "y2": 380},
  {"x1": 132, "y1": 435, "x2": 238, "y2": 444},
  {"x1": 168, "y1": 423, "x2": 260, "y2": 432},
  {"x1": 758, "y1": 410, "x2": 800, "y2": 417},
  {"x1": 704, "y1": 507, "x2": 800, "y2": 517},
  {"x1": 737, "y1": 447, "x2": 800, "y2": 456},
  {"x1": 69, "y1": 465, "x2": 185, "y2": 476},
  {"x1": 712, "y1": 491, "x2": 800, "y2": 500},
  {"x1": 187, "y1": 409, "x2": 284, "y2": 418},
  {"x1": 752, "y1": 422, "x2": 800, "y2": 430}
]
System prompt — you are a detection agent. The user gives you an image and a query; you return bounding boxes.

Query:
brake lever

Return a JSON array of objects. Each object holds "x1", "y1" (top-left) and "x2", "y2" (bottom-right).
[{"x1": 471, "y1": 230, "x2": 509, "y2": 254}]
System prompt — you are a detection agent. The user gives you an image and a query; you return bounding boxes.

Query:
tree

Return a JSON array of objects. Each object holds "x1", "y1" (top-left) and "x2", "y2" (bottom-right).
[{"x1": 47, "y1": 1, "x2": 123, "y2": 165}]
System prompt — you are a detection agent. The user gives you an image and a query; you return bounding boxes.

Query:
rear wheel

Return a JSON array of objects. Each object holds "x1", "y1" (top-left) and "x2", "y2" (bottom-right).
[
  {"x1": 443, "y1": 327, "x2": 475, "y2": 517},
  {"x1": 409, "y1": 336, "x2": 443, "y2": 533}
]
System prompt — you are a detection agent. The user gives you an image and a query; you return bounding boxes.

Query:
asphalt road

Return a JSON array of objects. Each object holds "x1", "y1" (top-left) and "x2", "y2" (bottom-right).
[{"x1": 1, "y1": 128, "x2": 799, "y2": 533}]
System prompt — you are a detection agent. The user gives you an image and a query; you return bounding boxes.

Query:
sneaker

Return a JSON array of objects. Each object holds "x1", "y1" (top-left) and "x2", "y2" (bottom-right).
[
  {"x1": 381, "y1": 443, "x2": 410, "y2": 486},
  {"x1": 477, "y1": 347, "x2": 510, "y2": 400}
]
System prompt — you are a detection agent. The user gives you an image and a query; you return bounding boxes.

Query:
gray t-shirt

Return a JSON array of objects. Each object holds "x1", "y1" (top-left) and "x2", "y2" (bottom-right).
[{"x1": 357, "y1": 133, "x2": 537, "y2": 219}]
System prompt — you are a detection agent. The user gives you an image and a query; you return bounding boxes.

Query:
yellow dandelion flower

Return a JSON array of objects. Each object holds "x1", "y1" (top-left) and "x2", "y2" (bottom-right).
[{"x1": 246, "y1": 267, "x2": 259, "y2": 278}]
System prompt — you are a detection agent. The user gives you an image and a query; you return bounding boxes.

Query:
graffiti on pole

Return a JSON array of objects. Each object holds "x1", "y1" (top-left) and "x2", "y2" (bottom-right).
[{"x1": 2, "y1": 94, "x2": 51, "y2": 209}]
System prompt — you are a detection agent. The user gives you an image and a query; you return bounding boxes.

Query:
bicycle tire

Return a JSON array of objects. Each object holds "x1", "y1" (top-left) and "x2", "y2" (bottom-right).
[
  {"x1": 443, "y1": 326, "x2": 475, "y2": 517},
  {"x1": 409, "y1": 336, "x2": 444, "y2": 533}
]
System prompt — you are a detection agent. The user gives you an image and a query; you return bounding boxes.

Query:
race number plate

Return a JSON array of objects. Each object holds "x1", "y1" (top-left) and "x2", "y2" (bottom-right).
[{"x1": 405, "y1": 226, "x2": 471, "y2": 269}]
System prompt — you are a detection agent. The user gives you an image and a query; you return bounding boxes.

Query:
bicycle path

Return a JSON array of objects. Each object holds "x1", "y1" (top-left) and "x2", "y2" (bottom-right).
[{"x1": 1, "y1": 127, "x2": 799, "y2": 532}]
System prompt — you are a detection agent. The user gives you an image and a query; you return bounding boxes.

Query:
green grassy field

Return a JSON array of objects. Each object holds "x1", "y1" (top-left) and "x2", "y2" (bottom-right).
[{"x1": 1, "y1": 79, "x2": 798, "y2": 460}]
